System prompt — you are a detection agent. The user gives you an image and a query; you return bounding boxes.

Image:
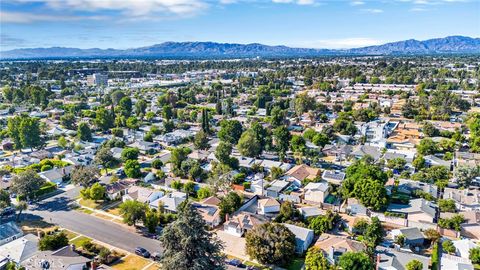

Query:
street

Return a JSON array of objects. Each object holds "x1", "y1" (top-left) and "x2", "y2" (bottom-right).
[{"x1": 24, "y1": 187, "x2": 162, "y2": 255}]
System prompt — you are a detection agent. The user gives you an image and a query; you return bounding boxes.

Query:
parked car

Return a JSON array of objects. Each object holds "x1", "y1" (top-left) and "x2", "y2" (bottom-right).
[
  {"x1": 1, "y1": 207, "x2": 15, "y2": 217},
  {"x1": 135, "y1": 247, "x2": 150, "y2": 258},
  {"x1": 226, "y1": 259, "x2": 244, "y2": 267},
  {"x1": 151, "y1": 252, "x2": 162, "y2": 261}
]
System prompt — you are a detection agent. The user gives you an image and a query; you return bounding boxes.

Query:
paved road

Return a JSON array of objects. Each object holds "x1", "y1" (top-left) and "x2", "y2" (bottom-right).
[{"x1": 24, "y1": 187, "x2": 162, "y2": 255}]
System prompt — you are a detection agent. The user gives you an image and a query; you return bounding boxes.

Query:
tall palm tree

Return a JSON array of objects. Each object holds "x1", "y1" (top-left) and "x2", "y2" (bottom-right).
[{"x1": 16, "y1": 201, "x2": 28, "y2": 222}]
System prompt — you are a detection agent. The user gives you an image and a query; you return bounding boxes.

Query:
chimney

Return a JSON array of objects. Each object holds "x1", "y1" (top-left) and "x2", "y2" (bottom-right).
[
  {"x1": 225, "y1": 213, "x2": 229, "y2": 221},
  {"x1": 376, "y1": 254, "x2": 380, "y2": 270},
  {"x1": 329, "y1": 246, "x2": 334, "y2": 262},
  {"x1": 91, "y1": 261, "x2": 97, "y2": 270}
]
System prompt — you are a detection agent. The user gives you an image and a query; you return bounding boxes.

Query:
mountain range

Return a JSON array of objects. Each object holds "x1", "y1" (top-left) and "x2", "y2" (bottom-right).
[{"x1": 1, "y1": 36, "x2": 479, "y2": 59}]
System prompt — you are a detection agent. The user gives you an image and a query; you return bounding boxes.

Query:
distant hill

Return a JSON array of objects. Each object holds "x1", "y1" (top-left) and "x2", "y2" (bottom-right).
[
  {"x1": 348, "y1": 36, "x2": 480, "y2": 54},
  {"x1": 1, "y1": 36, "x2": 479, "y2": 59}
]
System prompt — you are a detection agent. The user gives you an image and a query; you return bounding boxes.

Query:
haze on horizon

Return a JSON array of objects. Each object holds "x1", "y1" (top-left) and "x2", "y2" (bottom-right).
[{"x1": 1, "y1": 0, "x2": 479, "y2": 51}]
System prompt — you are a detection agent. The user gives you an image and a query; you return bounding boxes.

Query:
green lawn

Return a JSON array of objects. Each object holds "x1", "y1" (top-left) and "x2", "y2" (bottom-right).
[
  {"x1": 69, "y1": 236, "x2": 92, "y2": 247},
  {"x1": 286, "y1": 257, "x2": 305, "y2": 270}
]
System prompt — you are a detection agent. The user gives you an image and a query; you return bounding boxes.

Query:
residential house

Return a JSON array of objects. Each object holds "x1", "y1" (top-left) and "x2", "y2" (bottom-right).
[
  {"x1": 285, "y1": 164, "x2": 321, "y2": 183},
  {"x1": 314, "y1": 234, "x2": 365, "y2": 264},
  {"x1": 38, "y1": 166, "x2": 73, "y2": 186},
  {"x1": 376, "y1": 246, "x2": 430, "y2": 270},
  {"x1": 303, "y1": 181, "x2": 330, "y2": 205},
  {"x1": 257, "y1": 198, "x2": 280, "y2": 215},
  {"x1": 192, "y1": 197, "x2": 222, "y2": 227},
  {"x1": 0, "y1": 234, "x2": 38, "y2": 264},
  {"x1": 0, "y1": 222, "x2": 23, "y2": 246},
  {"x1": 299, "y1": 207, "x2": 325, "y2": 219},
  {"x1": 122, "y1": 186, "x2": 164, "y2": 204},
  {"x1": 150, "y1": 191, "x2": 187, "y2": 213},
  {"x1": 283, "y1": 223, "x2": 314, "y2": 254},
  {"x1": 346, "y1": 198, "x2": 369, "y2": 216},
  {"x1": 441, "y1": 254, "x2": 474, "y2": 270},
  {"x1": 21, "y1": 245, "x2": 91, "y2": 270},
  {"x1": 321, "y1": 170, "x2": 346, "y2": 185},
  {"x1": 350, "y1": 145, "x2": 382, "y2": 161},
  {"x1": 391, "y1": 227, "x2": 425, "y2": 247},
  {"x1": 265, "y1": 180, "x2": 290, "y2": 198},
  {"x1": 223, "y1": 211, "x2": 269, "y2": 237},
  {"x1": 443, "y1": 187, "x2": 480, "y2": 211},
  {"x1": 387, "y1": 198, "x2": 437, "y2": 224},
  {"x1": 105, "y1": 181, "x2": 129, "y2": 200}
]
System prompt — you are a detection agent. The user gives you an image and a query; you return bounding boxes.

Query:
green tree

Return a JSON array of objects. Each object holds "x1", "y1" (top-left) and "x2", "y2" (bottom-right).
[
  {"x1": 364, "y1": 217, "x2": 383, "y2": 248},
  {"x1": 121, "y1": 147, "x2": 140, "y2": 161},
  {"x1": 337, "y1": 252, "x2": 374, "y2": 270},
  {"x1": 119, "y1": 200, "x2": 147, "y2": 226},
  {"x1": 245, "y1": 222, "x2": 296, "y2": 266},
  {"x1": 8, "y1": 115, "x2": 43, "y2": 150},
  {"x1": 406, "y1": 260, "x2": 423, "y2": 270},
  {"x1": 197, "y1": 187, "x2": 212, "y2": 200},
  {"x1": 39, "y1": 232, "x2": 69, "y2": 251},
  {"x1": 70, "y1": 165, "x2": 98, "y2": 186},
  {"x1": 273, "y1": 126, "x2": 291, "y2": 158},
  {"x1": 438, "y1": 199, "x2": 456, "y2": 212},
  {"x1": 11, "y1": 169, "x2": 45, "y2": 199},
  {"x1": 118, "y1": 96, "x2": 133, "y2": 117},
  {"x1": 194, "y1": 130, "x2": 210, "y2": 150},
  {"x1": 270, "y1": 106, "x2": 285, "y2": 127},
  {"x1": 469, "y1": 247, "x2": 480, "y2": 264},
  {"x1": 160, "y1": 202, "x2": 224, "y2": 270},
  {"x1": 218, "y1": 120, "x2": 243, "y2": 144},
  {"x1": 237, "y1": 129, "x2": 261, "y2": 157},
  {"x1": 94, "y1": 147, "x2": 116, "y2": 173},
  {"x1": 442, "y1": 240, "x2": 456, "y2": 254},
  {"x1": 124, "y1": 160, "x2": 142, "y2": 178},
  {"x1": 135, "y1": 99, "x2": 147, "y2": 118},
  {"x1": 60, "y1": 113, "x2": 76, "y2": 130},
  {"x1": 89, "y1": 182, "x2": 106, "y2": 201},
  {"x1": 95, "y1": 107, "x2": 114, "y2": 131},
  {"x1": 77, "y1": 122, "x2": 92, "y2": 141},
  {"x1": 454, "y1": 166, "x2": 480, "y2": 188},
  {"x1": 215, "y1": 142, "x2": 233, "y2": 165},
  {"x1": 58, "y1": 136, "x2": 68, "y2": 149},
  {"x1": 412, "y1": 155, "x2": 426, "y2": 171},
  {"x1": 416, "y1": 138, "x2": 438, "y2": 155},
  {"x1": 144, "y1": 209, "x2": 160, "y2": 234},
  {"x1": 304, "y1": 247, "x2": 331, "y2": 270},
  {"x1": 218, "y1": 192, "x2": 242, "y2": 219},
  {"x1": 308, "y1": 210, "x2": 339, "y2": 235},
  {"x1": 162, "y1": 105, "x2": 174, "y2": 120}
]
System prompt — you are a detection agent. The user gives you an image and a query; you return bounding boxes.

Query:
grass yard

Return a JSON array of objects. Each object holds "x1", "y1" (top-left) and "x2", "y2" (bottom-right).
[
  {"x1": 76, "y1": 208, "x2": 94, "y2": 214},
  {"x1": 111, "y1": 254, "x2": 151, "y2": 270},
  {"x1": 93, "y1": 212, "x2": 115, "y2": 221},
  {"x1": 286, "y1": 257, "x2": 305, "y2": 270},
  {"x1": 79, "y1": 199, "x2": 106, "y2": 209},
  {"x1": 19, "y1": 220, "x2": 56, "y2": 234},
  {"x1": 62, "y1": 230, "x2": 79, "y2": 240},
  {"x1": 69, "y1": 236, "x2": 91, "y2": 247},
  {"x1": 144, "y1": 263, "x2": 161, "y2": 270},
  {"x1": 106, "y1": 206, "x2": 122, "y2": 216}
]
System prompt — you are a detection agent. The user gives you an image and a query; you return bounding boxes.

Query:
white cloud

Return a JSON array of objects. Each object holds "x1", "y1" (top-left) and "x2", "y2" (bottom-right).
[
  {"x1": 9, "y1": 0, "x2": 208, "y2": 17},
  {"x1": 294, "y1": 38, "x2": 384, "y2": 49},
  {"x1": 362, "y1": 8, "x2": 383, "y2": 13},
  {"x1": 271, "y1": 0, "x2": 315, "y2": 5},
  {"x1": 0, "y1": 11, "x2": 106, "y2": 23},
  {"x1": 350, "y1": 1, "x2": 365, "y2": 6}
]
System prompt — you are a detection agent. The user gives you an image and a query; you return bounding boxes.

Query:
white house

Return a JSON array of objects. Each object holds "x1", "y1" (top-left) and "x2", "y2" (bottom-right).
[
  {"x1": 283, "y1": 223, "x2": 314, "y2": 253},
  {"x1": 303, "y1": 181, "x2": 329, "y2": 205},
  {"x1": 257, "y1": 198, "x2": 280, "y2": 215},
  {"x1": 122, "y1": 186, "x2": 164, "y2": 204}
]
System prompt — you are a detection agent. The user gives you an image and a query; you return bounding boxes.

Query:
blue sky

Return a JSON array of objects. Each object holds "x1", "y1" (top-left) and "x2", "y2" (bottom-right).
[{"x1": 1, "y1": 0, "x2": 479, "y2": 50}]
